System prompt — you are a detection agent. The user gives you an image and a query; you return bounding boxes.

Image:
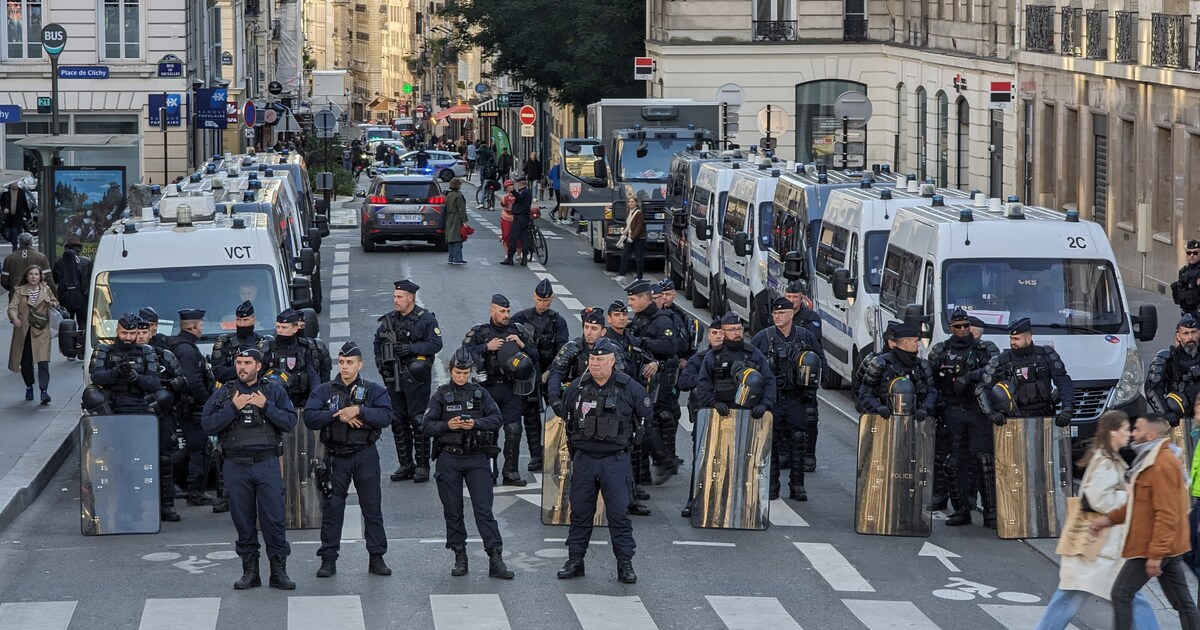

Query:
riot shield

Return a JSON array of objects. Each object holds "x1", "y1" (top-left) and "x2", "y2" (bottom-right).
[
  {"x1": 854, "y1": 413, "x2": 935, "y2": 537},
  {"x1": 283, "y1": 410, "x2": 325, "y2": 529},
  {"x1": 993, "y1": 417, "x2": 1071, "y2": 539},
  {"x1": 690, "y1": 408, "x2": 773, "y2": 531},
  {"x1": 540, "y1": 413, "x2": 606, "y2": 527},
  {"x1": 81, "y1": 414, "x2": 161, "y2": 535},
  {"x1": 1168, "y1": 418, "x2": 1196, "y2": 471}
]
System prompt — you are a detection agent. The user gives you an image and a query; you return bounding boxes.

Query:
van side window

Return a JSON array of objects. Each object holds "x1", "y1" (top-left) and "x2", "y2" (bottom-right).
[
  {"x1": 848, "y1": 233, "x2": 858, "y2": 283},
  {"x1": 816, "y1": 224, "x2": 849, "y2": 278},
  {"x1": 922, "y1": 261, "x2": 935, "y2": 316},
  {"x1": 690, "y1": 184, "x2": 713, "y2": 223},
  {"x1": 880, "y1": 245, "x2": 923, "y2": 311},
  {"x1": 758, "y1": 202, "x2": 773, "y2": 249},
  {"x1": 723, "y1": 195, "x2": 749, "y2": 241}
]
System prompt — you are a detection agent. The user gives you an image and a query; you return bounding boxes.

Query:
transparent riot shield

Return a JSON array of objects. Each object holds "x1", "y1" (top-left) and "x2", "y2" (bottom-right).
[
  {"x1": 541, "y1": 412, "x2": 606, "y2": 526},
  {"x1": 993, "y1": 417, "x2": 1071, "y2": 539},
  {"x1": 283, "y1": 410, "x2": 325, "y2": 529},
  {"x1": 854, "y1": 413, "x2": 935, "y2": 537},
  {"x1": 1168, "y1": 418, "x2": 1196, "y2": 472},
  {"x1": 690, "y1": 408, "x2": 773, "y2": 531},
  {"x1": 81, "y1": 414, "x2": 161, "y2": 536}
]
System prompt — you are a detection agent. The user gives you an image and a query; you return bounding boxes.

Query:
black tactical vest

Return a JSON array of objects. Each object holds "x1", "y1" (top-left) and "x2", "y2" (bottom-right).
[
  {"x1": 96, "y1": 344, "x2": 151, "y2": 394},
  {"x1": 319, "y1": 381, "x2": 380, "y2": 447},
  {"x1": 1002, "y1": 348, "x2": 1053, "y2": 408},
  {"x1": 436, "y1": 383, "x2": 493, "y2": 454},
  {"x1": 567, "y1": 376, "x2": 633, "y2": 449},
  {"x1": 1171, "y1": 349, "x2": 1200, "y2": 398},
  {"x1": 768, "y1": 329, "x2": 817, "y2": 392},
  {"x1": 712, "y1": 345, "x2": 751, "y2": 403},
  {"x1": 271, "y1": 340, "x2": 310, "y2": 395},
  {"x1": 219, "y1": 384, "x2": 281, "y2": 452}
]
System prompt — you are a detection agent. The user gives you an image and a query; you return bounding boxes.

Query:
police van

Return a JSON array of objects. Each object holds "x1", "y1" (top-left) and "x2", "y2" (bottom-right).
[
  {"x1": 867, "y1": 199, "x2": 1158, "y2": 441},
  {"x1": 686, "y1": 159, "x2": 755, "y2": 308},
  {"x1": 713, "y1": 164, "x2": 782, "y2": 330},
  {"x1": 206, "y1": 151, "x2": 327, "y2": 235},
  {"x1": 65, "y1": 194, "x2": 318, "y2": 373},
  {"x1": 814, "y1": 183, "x2": 973, "y2": 386},
  {"x1": 664, "y1": 148, "x2": 745, "y2": 291}
]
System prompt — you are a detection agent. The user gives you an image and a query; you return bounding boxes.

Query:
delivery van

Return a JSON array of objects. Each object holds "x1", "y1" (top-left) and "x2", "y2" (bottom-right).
[{"x1": 713, "y1": 164, "x2": 781, "y2": 330}]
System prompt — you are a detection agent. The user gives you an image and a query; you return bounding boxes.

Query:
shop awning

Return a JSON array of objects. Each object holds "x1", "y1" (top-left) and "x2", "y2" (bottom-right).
[
  {"x1": 366, "y1": 96, "x2": 392, "y2": 112},
  {"x1": 432, "y1": 104, "x2": 474, "y2": 121}
]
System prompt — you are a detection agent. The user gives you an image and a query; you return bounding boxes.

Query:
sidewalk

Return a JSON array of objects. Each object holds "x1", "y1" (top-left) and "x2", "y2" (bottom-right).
[{"x1": 328, "y1": 195, "x2": 358, "y2": 230}]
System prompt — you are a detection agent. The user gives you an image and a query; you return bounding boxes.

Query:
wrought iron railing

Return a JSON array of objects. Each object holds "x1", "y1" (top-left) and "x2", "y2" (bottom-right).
[
  {"x1": 843, "y1": 16, "x2": 868, "y2": 42},
  {"x1": 1062, "y1": 8, "x2": 1083, "y2": 56},
  {"x1": 1085, "y1": 10, "x2": 1108, "y2": 59},
  {"x1": 1025, "y1": 5, "x2": 1056, "y2": 52},
  {"x1": 1150, "y1": 13, "x2": 1188, "y2": 68},
  {"x1": 1115, "y1": 11, "x2": 1138, "y2": 62},
  {"x1": 753, "y1": 20, "x2": 798, "y2": 42}
]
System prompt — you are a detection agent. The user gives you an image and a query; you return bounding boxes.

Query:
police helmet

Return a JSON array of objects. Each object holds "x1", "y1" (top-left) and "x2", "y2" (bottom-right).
[
  {"x1": 795, "y1": 350, "x2": 822, "y2": 388},
  {"x1": 407, "y1": 356, "x2": 432, "y2": 382},
  {"x1": 81, "y1": 386, "x2": 111, "y2": 415},
  {"x1": 988, "y1": 381, "x2": 1018, "y2": 416},
  {"x1": 508, "y1": 352, "x2": 538, "y2": 396},
  {"x1": 887, "y1": 376, "x2": 916, "y2": 416},
  {"x1": 264, "y1": 369, "x2": 291, "y2": 389},
  {"x1": 448, "y1": 347, "x2": 475, "y2": 371},
  {"x1": 733, "y1": 367, "x2": 766, "y2": 408},
  {"x1": 1166, "y1": 391, "x2": 1190, "y2": 417}
]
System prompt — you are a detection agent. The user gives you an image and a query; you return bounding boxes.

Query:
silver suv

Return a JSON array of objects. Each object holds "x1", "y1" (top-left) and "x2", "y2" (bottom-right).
[{"x1": 360, "y1": 172, "x2": 447, "y2": 252}]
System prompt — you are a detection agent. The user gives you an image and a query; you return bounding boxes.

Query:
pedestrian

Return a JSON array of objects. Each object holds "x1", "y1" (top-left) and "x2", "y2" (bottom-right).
[
  {"x1": 374, "y1": 279, "x2": 443, "y2": 482},
  {"x1": 523, "y1": 151, "x2": 543, "y2": 200},
  {"x1": 304, "y1": 341, "x2": 393, "y2": 579},
  {"x1": 627, "y1": 280, "x2": 685, "y2": 489},
  {"x1": 1034, "y1": 411, "x2": 1159, "y2": 630},
  {"x1": 466, "y1": 141, "x2": 478, "y2": 180},
  {"x1": 497, "y1": 148, "x2": 513, "y2": 179},
  {"x1": 616, "y1": 194, "x2": 647, "y2": 282},
  {"x1": 444, "y1": 178, "x2": 468, "y2": 265},
  {"x1": 547, "y1": 162, "x2": 564, "y2": 223},
  {"x1": 511, "y1": 279, "x2": 570, "y2": 472},
  {"x1": 201, "y1": 347, "x2": 297, "y2": 591},
  {"x1": 415, "y1": 145, "x2": 430, "y2": 169},
  {"x1": 422, "y1": 347, "x2": 514, "y2": 579},
  {"x1": 1, "y1": 232, "x2": 53, "y2": 300},
  {"x1": 1173, "y1": 239, "x2": 1200, "y2": 317},
  {"x1": 498, "y1": 181, "x2": 515, "y2": 248},
  {"x1": 501, "y1": 179, "x2": 532, "y2": 266},
  {"x1": 7, "y1": 266, "x2": 58, "y2": 404},
  {"x1": 1092, "y1": 413, "x2": 1200, "y2": 629},
  {"x1": 0, "y1": 182, "x2": 30, "y2": 251},
  {"x1": 51, "y1": 235, "x2": 91, "y2": 354}
]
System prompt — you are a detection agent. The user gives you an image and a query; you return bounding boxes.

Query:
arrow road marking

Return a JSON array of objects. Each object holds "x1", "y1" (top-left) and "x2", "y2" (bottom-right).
[{"x1": 918, "y1": 542, "x2": 961, "y2": 573}]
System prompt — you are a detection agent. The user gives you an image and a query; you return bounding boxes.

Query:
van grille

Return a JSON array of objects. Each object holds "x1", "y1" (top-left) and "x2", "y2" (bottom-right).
[{"x1": 1062, "y1": 386, "x2": 1111, "y2": 422}]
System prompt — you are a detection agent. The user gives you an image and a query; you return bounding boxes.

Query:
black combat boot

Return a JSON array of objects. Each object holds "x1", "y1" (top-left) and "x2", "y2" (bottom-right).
[
  {"x1": 268, "y1": 555, "x2": 296, "y2": 590},
  {"x1": 769, "y1": 437, "x2": 783, "y2": 500},
  {"x1": 524, "y1": 413, "x2": 543, "y2": 471},
  {"x1": 160, "y1": 502, "x2": 181, "y2": 522},
  {"x1": 368, "y1": 554, "x2": 392, "y2": 576},
  {"x1": 487, "y1": 546, "x2": 514, "y2": 579},
  {"x1": 557, "y1": 555, "x2": 585, "y2": 579},
  {"x1": 788, "y1": 434, "x2": 807, "y2": 501},
  {"x1": 390, "y1": 430, "x2": 415, "y2": 481},
  {"x1": 316, "y1": 558, "x2": 337, "y2": 578},
  {"x1": 617, "y1": 559, "x2": 637, "y2": 584},
  {"x1": 211, "y1": 496, "x2": 229, "y2": 513},
  {"x1": 978, "y1": 454, "x2": 998, "y2": 529},
  {"x1": 413, "y1": 433, "x2": 431, "y2": 483},
  {"x1": 451, "y1": 547, "x2": 469, "y2": 577},
  {"x1": 234, "y1": 554, "x2": 261, "y2": 590},
  {"x1": 186, "y1": 481, "x2": 214, "y2": 506}
]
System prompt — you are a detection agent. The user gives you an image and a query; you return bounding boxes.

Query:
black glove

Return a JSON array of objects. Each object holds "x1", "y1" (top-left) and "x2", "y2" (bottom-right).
[
  {"x1": 874, "y1": 405, "x2": 890, "y2": 419},
  {"x1": 714, "y1": 402, "x2": 731, "y2": 416},
  {"x1": 989, "y1": 412, "x2": 1007, "y2": 426},
  {"x1": 550, "y1": 400, "x2": 566, "y2": 418},
  {"x1": 751, "y1": 405, "x2": 768, "y2": 419},
  {"x1": 1054, "y1": 410, "x2": 1073, "y2": 427},
  {"x1": 117, "y1": 362, "x2": 137, "y2": 382},
  {"x1": 395, "y1": 343, "x2": 413, "y2": 358},
  {"x1": 169, "y1": 376, "x2": 189, "y2": 394},
  {"x1": 914, "y1": 409, "x2": 929, "y2": 422},
  {"x1": 1167, "y1": 413, "x2": 1182, "y2": 428}
]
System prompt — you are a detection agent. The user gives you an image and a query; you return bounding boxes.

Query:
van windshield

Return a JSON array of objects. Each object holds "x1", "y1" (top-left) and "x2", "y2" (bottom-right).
[
  {"x1": 90, "y1": 266, "x2": 282, "y2": 343},
  {"x1": 942, "y1": 258, "x2": 1126, "y2": 334},
  {"x1": 617, "y1": 138, "x2": 678, "y2": 182}
]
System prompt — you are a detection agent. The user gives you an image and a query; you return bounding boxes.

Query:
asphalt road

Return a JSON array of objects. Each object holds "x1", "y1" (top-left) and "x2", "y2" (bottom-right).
[{"x1": 0, "y1": 183, "x2": 1180, "y2": 629}]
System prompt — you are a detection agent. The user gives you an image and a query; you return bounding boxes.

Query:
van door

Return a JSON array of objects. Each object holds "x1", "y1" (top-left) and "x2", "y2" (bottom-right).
[
  {"x1": 814, "y1": 221, "x2": 854, "y2": 376},
  {"x1": 559, "y1": 139, "x2": 610, "y2": 221},
  {"x1": 688, "y1": 179, "x2": 715, "y2": 299},
  {"x1": 722, "y1": 192, "x2": 752, "y2": 320}
]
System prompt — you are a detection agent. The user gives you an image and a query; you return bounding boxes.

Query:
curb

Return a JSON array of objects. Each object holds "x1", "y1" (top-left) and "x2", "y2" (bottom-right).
[
  {"x1": 0, "y1": 403, "x2": 80, "y2": 533},
  {"x1": 330, "y1": 224, "x2": 358, "y2": 230}
]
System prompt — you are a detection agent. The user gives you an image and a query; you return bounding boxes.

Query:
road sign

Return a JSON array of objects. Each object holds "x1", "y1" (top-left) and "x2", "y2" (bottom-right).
[
  {"x1": 156, "y1": 54, "x2": 182, "y2": 78},
  {"x1": 634, "y1": 56, "x2": 654, "y2": 81},
  {"x1": 507, "y1": 91, "x2": 525, "y2": 108},
  {"x1": 833, "y1": 91, "x2": 873, "y2": 128},
  {"x1": 759, "y1": 137, "x2": 777, "y2": 150},
  {"x1": 40, "y1": 23, "x2": 67, "y2": 57},
  {"x1": 268, "y1": 81, "x2": 283, "y2": 96},
  {"x1": 316, "y1": 172, "x2": 334, "y2": 191},
  {"x1": 0, "y1": 105, "x2": 21, "y2": 124},
  {"x1": 414, "y1": 105, "x2": 426, "y2": 119},
  {"x1": 518, "y1": 105, "x2": 536, "y2": 126},
  {"x1": 989, "y1": 81, "x2": 1013, "y2": 110},
  {"x1": 315, "y1": 108, "x2": 336, "y2": 132},
  {"x1": 263, "y1": 108, "x2": 278, "y2": 125},
  {"x1": 715, "y1": 83, "x2": 745, "y2": 110},
  {"x1": 521, "y1": 124, "x2": 535, "y2": 138},
  {"x1": 833, "y1": 154, "x2": 866, "y2": 168},
  {"x1": 244, "y1": 128, "x2": 255, "y2": 139},
  {"x1": 756, "y1": 104, "x2": 788, "y2": 135},
  {"x1": 242, "y1": 100, "x2": 257, "y2": 127},
  {"x1": 37, "y1": 97, "x2": 51, "y2": 114},
  {"x1": 474, "y1": 82, "x2": 488, "y2": 94}
]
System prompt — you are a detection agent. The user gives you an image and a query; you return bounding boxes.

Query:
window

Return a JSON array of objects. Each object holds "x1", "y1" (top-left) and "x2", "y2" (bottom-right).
[
  {"x1": 754, "y1": 0, "x2": 794, "y2": 21},
  {"x1": 102, "y1": 0, "x2": 140, "y2": 59},
  {"x1": 816, "y1": 223, "x2": 850, "y2": 278},
  {"x1": 936, "y1": 91, "x2": 949, "y2": 186},
  {"x1": 1155, "y1": 125, "x2": 1174, "y2": 236},
  {"x1": 879, "y1": 245, "x2": 922, "y2": 311},
  {"x1": 757, "y1": 201, "x2": 773, "y2": 249},
  {"x1": 795, "y1": 80, "x2": 867, "y2": 165},
  {"x1": 895, "y1": 83, "x2": 907, "y2": 172},
  {"x1": 915, "y1": 87, "x2": 928, "y2": 181},
  {"x1": 562, "y1": 141, "x2": 605, "y2": 184},
  {"x1": 5, "y1": 0, "x2": 43, "y2": 59},
  {"x1": 723, "y1": 194, "x2": 749, "y2": 241},
  {"x1": 689, "y1": 182, "x2": 714, "y2": 223},
  {"x1": 863, "y1": 231, "x2": 889, "y2": 292}
]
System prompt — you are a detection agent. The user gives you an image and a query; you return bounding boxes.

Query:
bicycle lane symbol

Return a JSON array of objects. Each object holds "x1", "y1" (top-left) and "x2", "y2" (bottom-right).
[{"x1": 932, "y1": 577, "x2": 1041, "y2": 603}]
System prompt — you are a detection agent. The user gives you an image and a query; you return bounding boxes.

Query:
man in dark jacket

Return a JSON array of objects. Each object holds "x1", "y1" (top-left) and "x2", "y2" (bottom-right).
[
  {"x1": 52, "y1": 235, "x2": 92, "y2": 356},
  {"x1": 0, "y1": 182, "x2": 30, "y2": 251},
  {"x1": 171, "y1": 308, "x2": 217, "y2": 507},
  {"x1": 501, "y1": 180, "x2": 533, "y2": 266}
]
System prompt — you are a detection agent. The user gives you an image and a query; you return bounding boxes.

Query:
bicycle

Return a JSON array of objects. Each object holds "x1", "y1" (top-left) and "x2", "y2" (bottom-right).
[
  {"x1": 527, "y1": 214, "x2": 548, "y2": 265},
  {"x1": 475, "y1": 179, "x2": 500, "y2": 210}
]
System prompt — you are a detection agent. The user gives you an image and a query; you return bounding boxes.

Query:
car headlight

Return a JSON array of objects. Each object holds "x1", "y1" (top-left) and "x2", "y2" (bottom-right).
[{"x1": 1110, "y1": 346, "x2": 1143, "y2": 407}]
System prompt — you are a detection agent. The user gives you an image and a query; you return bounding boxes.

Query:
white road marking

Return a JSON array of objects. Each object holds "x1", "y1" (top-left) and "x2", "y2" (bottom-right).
[
  {"x1": 559, "y1": 297, "x2": 584, "y2": 312},
  {"x1": 430, "y1": 594, "x2": 512, "y2": 630},
  {"x1": 288, "y1": 596, "x2": 365, "y2": 630},
  {"x1": 334, "y1": 251, "x2": 350, "y2": 263},
  {"x1": 918, "y1": 542, "x2": 961, "y2": 572},
  {"x1": 578, "y1": 250, "x2": 588, "y2": 256},
  {"x1": 527, "y1": 261, "x2": 546, "y2": 272},
  {"x1": 333, "y1": 264, "x2": 349, "y2": 275},
  {"x1": 343, "y1": 504, "x2": 363, "y2": 540},
  {"x1": 330, "y1": 288, "x2": 349, "y2": 301},
  {"x1": 331, "y1": 276, "x2": 349, "y2": 287},
  {"x1": 328, "y1": 322, "x2": 351, "y2": 340},
  {"x1": 478, "y1": 259, "x2": 491, "y2": 266},
  {"x1": 329, "y1": 304, "x2": 349, "y2": 320},
  {"x1": 0, "y1": 601, "x2": 77, "y2": 630},
  {"x1": 420, "y1": 538, "x2": 483, "y2": 544},
  {"x1": 566, "y1": 595, "x2": 658, "y2": 630},
  {"x1": 138, "y1": 598, "x2": 221, "y2": 630},
  {"x1": 979, "y1": 604, "x2": 1079, "y2": 630},
  {"x1": 705, "y1": 596, "x2": 803, "y2": 630},
  {"x1": 552, "y1": 284, "x2": 569, "y2": 295},
  {"x1": 842, "y1": 600, "x2": 937, "y2": 629},
  {"x1": 794, "y1": 543, "x2": 875, "y2": 592},
  {"x1": 768, "y1": 499, "x2": 809, "y2": 526},
  {"x1": 335, "y1": 243, "x2": 350, "y2": 249},
  {"x1": 673, "y1": 541, "x2": 736, "y2": 547}
]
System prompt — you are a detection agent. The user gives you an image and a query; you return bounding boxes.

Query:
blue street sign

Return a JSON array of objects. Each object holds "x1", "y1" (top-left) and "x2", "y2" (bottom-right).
[
  {"x1": 157, "y1": 62, "x2": 182, "y2": 77},
  {"x1": 242, "y1": 100, "x2": 257, "y2": 128},
  {"x1": 58, "y1": 66, "x2": 109, "y2": 79},
  {"x1": 474, "y1": 82, "x2": 488, "y2": 94},
  {"x1": 148, "y1": 94, "x2": 182, "y2": 127},
  {"x1": 0, "y1": 105, "x2": 21, "y2": 124},
  {"x1": 195, "y1": 88, "x2": 229, "y2": 129}
]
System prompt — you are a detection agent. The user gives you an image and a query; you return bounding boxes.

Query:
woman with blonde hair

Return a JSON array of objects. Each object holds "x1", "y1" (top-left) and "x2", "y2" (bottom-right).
[{"x1": 8, "y1": 266, "x2": 59, "y2": 404}]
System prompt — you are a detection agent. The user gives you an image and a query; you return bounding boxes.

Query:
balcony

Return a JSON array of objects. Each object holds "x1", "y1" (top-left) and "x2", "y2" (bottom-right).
[
  {"x1": 843, "y1": 16, "x2": 868, "y2": 42},
  {"x1": 1085, "y1": 10, "x2": 1108, "y2": 59},
  {"x1": 1115, "y1": 11, "x2": 1137, "y2": 63},
  {"x1": 1061, "y1": 8, "x2": 1083, "y2": 56},
  {"x1": 1025, "y1": 6, "x2": 1056, "y2": 53},
  {"x1": 1151, "y1": 13, "x2": 1188, "y2": 68},
  {"x1": 753, "y1": 20, "x2": 797, "y2": 42}
]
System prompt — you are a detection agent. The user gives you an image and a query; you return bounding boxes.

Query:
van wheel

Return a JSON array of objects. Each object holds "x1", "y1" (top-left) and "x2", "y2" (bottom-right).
[
  {"x1": 690, "y1": 268, "x2": 708, "y2": 308},
  {"x1": 593, "y1": 248, "x2": 604, "y2": 264},
  {"x1": 669, "y1": 264, "x2": 684, "y2": 291},
  {"x1": 604, "y1": 253, "x2": 621, "y2": 273},
  {"x1": 361, "y1": 233, "x2": 376, "y2": 252},
  {"x1": 823, "y1": 366, "x2": 845, "y2": 390}
]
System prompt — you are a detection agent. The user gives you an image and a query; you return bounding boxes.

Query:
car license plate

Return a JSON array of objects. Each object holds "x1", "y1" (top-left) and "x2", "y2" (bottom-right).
[
  {"x1": 395, "y1": 214, "x2": 420, "y2": 223},
  {"x1": 1070, "y1": 425, "x2": 1078, "y2": 438}
]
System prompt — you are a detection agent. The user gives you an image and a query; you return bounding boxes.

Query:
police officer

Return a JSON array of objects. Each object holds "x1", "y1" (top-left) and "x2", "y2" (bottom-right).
[
  {"x1": 752, "y1": 298, "x2": 825, "y2": 502},
  {"x1": 374, "y1": 279, "x2": 444, "y2": 482},
  {"x1": 693, "y1": 313, "x2": 777, "y2": 421},
  {"x1": 138, "y1": 306, "x2": 171, "y2": 350},
  {"x1": 511, "y1": 278, "x2": 570, "y2": 472},
  {"x1": 627, "y1": 279, "x2": 684, "y2": 483},
  {"x1": 1146, "y1": 314, "x2": 1200, "y2": 429},
  {"x1": 548, "y1": 307, "x2": 614, "y2": 410},
  {"x1": 269, "y1": 309, "x2": 324, "y2": 404},
  {"x1": 303, "y1": 342, "x2": 392, "y2": 578},
  {"x1": 200, "y1": 348, "x2": 297, "y2": 591},
  {"x1": 851, "y1": 321, "x2": 899, "y2": 410},
  {"x1": 422, "y1": 347, "x2": 514, "y2": 579},
  {"x1": 170, "y1": 308, "x2": 218, "y2": 507},
  {"x1": 83, "y1": 313, "x2": 162, "y2": 414},
  {"x1": 855, "y1": 322, "x2": 938, "y2": 420},
  {"x1": 603, "y1": 299, "x2": 659, "y2": 514},
  {"x1": 211, "y1": 300, "x2": 272, "y2": 385},
  {"x1": 657, "y1": 279, "x2": 694, "y2": 468},
  {"x1": 784, "y1": 279, "x2": 823, "y2": 471},
  {"x1": 928, "y1": 307, "x2": 999, "y2": 527},
  {"x1": 1173, "y1": 239, "x2": 1200, "y2": 317},
  {"x1": 679, "y1": 317, "x2": 723, "y2": 518},
  {"x1": 135, "y1": 314, "x2": 190, "y2": 522},
  {"x1": 463, "y1": 294, "x2": 539, "y2": 486},
  {"x1": 978, "y1": 317, "x2": 1075, "y2": 428},
  {"x1": 556, "y1": 338, "x2": 658, "y2": 585}
]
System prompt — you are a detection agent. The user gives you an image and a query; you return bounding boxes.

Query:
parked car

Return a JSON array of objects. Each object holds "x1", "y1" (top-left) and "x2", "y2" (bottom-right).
[{"x1": 369, "y1": 149, "x2": 467, "y2": 181}]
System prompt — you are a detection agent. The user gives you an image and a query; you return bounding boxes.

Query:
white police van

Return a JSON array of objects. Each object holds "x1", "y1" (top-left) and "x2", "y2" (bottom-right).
[
  {"x1": 867, "y1": 199, "x2": 1158, "y2": 441},
  {"x1": 714, "y1": 164, "x2": 782, "y2": 330},
  {"x1": 685, "y1": 158, "x2": 753, "y2": 308},
  {"x1": 814, "y1": 183, "x2": 973, "y2": 385}
]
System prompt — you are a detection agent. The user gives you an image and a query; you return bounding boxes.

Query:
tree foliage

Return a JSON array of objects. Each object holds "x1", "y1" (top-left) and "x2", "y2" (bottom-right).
[{"x1": 441, "y1": 0, "x2": 645, "y2": 114}]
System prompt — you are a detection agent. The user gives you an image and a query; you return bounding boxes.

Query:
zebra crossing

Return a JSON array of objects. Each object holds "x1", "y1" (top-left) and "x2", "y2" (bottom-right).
[{"x1": 0, "y1": 594, "x2": 1061, "y2": 629}]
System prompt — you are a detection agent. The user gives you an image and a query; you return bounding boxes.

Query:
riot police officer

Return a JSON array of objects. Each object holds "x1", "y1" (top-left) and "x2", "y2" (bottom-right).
[
  {"x1": 978, "y1": 317, "x2": 1075, "y2": 428},
  {"x1": 135, "y1": 314, "x2": 189, "y2": 522},
  {"x1": 784, "y1": 279, "x2": 823, "y2": 471},
  {"x1": 1173, "y1": 239, "x2": 1200, "y2": 317},
  {"x1": 170, "y1": 308, "x2": 217, "y2": 507},
  {"x1": 627, "y1": 279, "x2": 684, "y2": 483},
  {"x1": 511, "y1": 278, "x2": 569, "y2": 472},
  {"x1": 679, "y1": 318, "x2": 723, "y2": 518},
  {"x1": 548, "y1": 307, "x2": 614, "y2": 410},
  {"x1": 268, "y1": 309, "x2": 324, "y2": 404},
  {"x1": 556, "y1": 338, "x2": 658, "y2": 585},
  {"x1": 422, "y1": 347, "x2": 514, "y2": 579},
  {"x1": 374, "y1": 279, "x2": 443, "y2": 483},
  {"x1": 855, "y1": 322, "x2": 937, "y2": 420},
  {"x1": 752, "y1": 298, "x2": 824, "y2": 501},
  {"x1": 851, "y1": 321, "x2": 899, "y2": 410},
  {"x1": 603, "y1": 299, "x2": 659, "y2": 514},
  {"x1": 1146, "y1": 314, "x2": 1200, "y2": 429},
  {"x1": 463, "y1": 294, "x2": 539, "y2": 486},
  {"x1": 138, "y1": 306, "x2": 171, "y2": 350},
  {"x1": 693, "y1": 313, "x2": 777, "y2": 422},
  {"x1": 928, "y1": 307, "x2": 999, "y2": 527},
  {"x1": 201, "y1": 348, "x2": 297, "y2": 591},
  {"x1": 657, "y1": 279, "x2": 694, "y2": 468},
  {"x1": 303, "y1": 342, "x2": 393, "y2": 579},
  {"x1": 211, "y1": 300, "x2": 272, "y2": 385}
]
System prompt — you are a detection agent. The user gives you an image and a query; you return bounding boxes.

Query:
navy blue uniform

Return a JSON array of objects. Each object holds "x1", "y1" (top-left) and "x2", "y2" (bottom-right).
[
  {"x1": 210, "y1": 331, "x2": 273, "y2": 385},
  {"x1": 422, "y1": 381, "x2": 505, "y2": 550},
  {"x1": 463, "y1": 321, "x2": 539, "y2": 477},
  {"x1": 856, "y1": 350, "x2": 939, "y2": 417},
  {"x1": 792, "y1": 305, "x2": 822, "y2": 339},
  {"x1": 148, "y1": 345, "x2": 188, "y2": 505},
  {"x1": 201, "y1": 379, "x2": 296, "y2": 559},
  {"x1": 512, "y1": 306, "x2": 570, "y2": 469},
  {"x1": 170, "y1": 330, "x2": 216, "y2": 497},
  {"x1": 752, "y1": 324, "x2": 823, "y2": 497},
  {"x1": 88, "y1": 342, "x2": 161, "y2": 413},
  {"x1": 303, "y1": 377, "x2": 392, "y2": 561},
  {"x1": 630, "y1": 303, "x2": 687, "y2": 463},
  {"x1": 267, "y1": 335, "x2": 324, "y2": 407},
  {"x1": 692, "y1": 342, "x2": 778, "y2": 411},
  {"x1": 374, "y1": 307, "x2": 443, "y2": 476}
]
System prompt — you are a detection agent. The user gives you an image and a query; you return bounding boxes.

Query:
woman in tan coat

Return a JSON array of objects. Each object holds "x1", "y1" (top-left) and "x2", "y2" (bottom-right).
[{"x1": 8, "y1": 266, "x2": 58, "y2": 404}]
